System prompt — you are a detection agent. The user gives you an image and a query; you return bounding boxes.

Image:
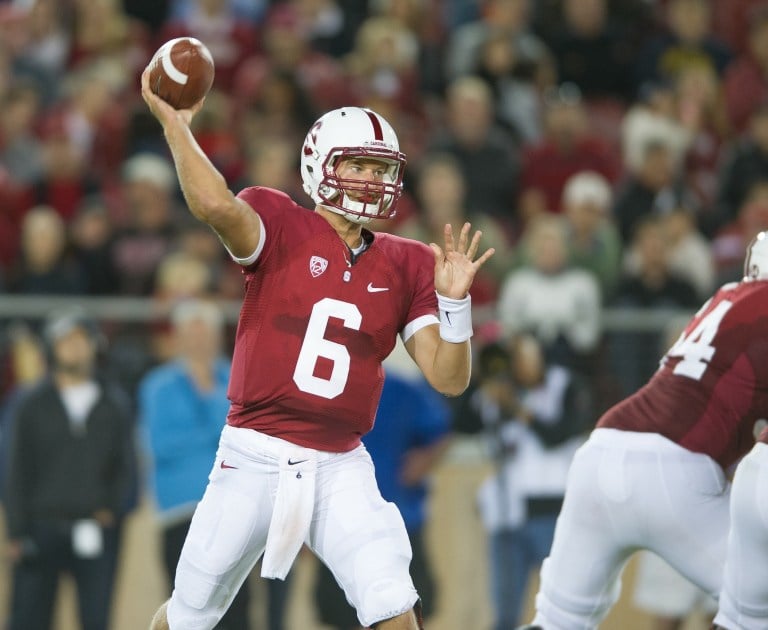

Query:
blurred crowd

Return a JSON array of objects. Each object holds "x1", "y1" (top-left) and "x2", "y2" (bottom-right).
[
  {"x1": 3, "y1": 0, "x2": 768, "y2": 393},
  {"x1": 2, "y1": 0, "x2": 766, "y2": 627}
]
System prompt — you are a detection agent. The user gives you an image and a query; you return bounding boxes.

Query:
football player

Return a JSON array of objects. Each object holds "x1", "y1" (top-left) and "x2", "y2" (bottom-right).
[
  {"x1": 140, "y1": 66, "x2": 494, "y2": 630},
  {"x1": 521, "y1": 231, "x2": 768, "y2": 630}
]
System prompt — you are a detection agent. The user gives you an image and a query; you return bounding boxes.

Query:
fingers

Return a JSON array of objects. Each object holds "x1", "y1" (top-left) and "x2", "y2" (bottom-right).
[
  {"x1": 466, "y1": 230, "x2": 482, "y2": 260},
  {"x1": 474, "y1": 247, "x2": 496, "y2": 268},
  {"x1": 443, "y1": 224, "x2": 455, "y2": 254},
  {"x1": 457, "y1": 222, "x2": 471, "y2": 254}
]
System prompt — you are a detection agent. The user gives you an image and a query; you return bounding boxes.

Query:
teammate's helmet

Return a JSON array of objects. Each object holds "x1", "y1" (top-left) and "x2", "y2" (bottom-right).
[
  {"x1": 300, "y1": 107, "x2": 406, "y2": 224},
  {"x1": 744, "y1": 231, "x2": 768, "y2": 281}
]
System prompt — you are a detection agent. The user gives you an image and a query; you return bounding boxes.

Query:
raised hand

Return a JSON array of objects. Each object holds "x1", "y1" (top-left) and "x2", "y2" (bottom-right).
[
  {"x1": 140, "y1": 67, "x2": 205, "y2": 129},
  {"x1": 429, "y1": 222, "x2": 495, "y2": 299}
]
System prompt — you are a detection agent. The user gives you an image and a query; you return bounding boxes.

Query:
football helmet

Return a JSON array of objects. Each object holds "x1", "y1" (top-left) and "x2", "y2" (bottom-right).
[
  {"x1": 744, "y1": 231, "x2": 768, "y2": 281},
  {"x1": 300, "y1": 107, "x2": 406, "y2": 224}
]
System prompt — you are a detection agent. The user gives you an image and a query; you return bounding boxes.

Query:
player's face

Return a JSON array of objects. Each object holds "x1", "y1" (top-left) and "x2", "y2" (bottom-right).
[{"x1": 334, "y1": 158, "x2": 388, "y2": 204}]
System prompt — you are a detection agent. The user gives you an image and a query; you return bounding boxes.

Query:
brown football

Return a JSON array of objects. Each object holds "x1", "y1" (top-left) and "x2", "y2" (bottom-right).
[{"x1": 148, "y1": 37, "x2": 215, "y2": 110}]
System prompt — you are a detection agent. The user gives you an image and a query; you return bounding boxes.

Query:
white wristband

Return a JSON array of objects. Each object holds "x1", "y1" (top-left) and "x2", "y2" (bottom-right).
[{"x1": 437, "y1": 292, "x2": 473, "y2": 343}]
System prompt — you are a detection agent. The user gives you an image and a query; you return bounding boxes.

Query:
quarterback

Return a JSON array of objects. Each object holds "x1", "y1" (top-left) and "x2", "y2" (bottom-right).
[{"x1": 140, "y1": 65, "x2": 493, "y2": 630}]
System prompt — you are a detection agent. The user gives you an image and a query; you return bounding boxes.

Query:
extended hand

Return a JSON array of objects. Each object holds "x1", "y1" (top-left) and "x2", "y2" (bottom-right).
[
  {"x1": 140, "y1": 67, "x2": 205, "y2": 128},
  {"x1": 430, "y1": 222, "x2": 495, "y2": 299}
]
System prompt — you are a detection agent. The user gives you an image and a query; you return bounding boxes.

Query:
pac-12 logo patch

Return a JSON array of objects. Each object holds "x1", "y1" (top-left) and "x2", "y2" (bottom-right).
[{"x1": 309, "y1": 256, "x2": 328, "y2": 278}]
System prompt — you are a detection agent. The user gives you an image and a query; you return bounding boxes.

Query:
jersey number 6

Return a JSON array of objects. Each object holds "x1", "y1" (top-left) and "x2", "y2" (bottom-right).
[{"x1": 293, "y1": 298, "x2": 362, "y2": 399}]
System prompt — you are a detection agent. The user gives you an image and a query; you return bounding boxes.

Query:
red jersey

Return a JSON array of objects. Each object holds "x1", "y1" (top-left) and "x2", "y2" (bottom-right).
[
  {"x1": 226, "y1": 187, "x2": 439, "y2": 452},
  {"x1": 598, "y1": 280, "x2": 768, "y2": 469}
]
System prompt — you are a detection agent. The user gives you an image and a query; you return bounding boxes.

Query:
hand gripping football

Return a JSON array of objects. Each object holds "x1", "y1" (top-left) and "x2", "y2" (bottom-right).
[{"x1": 148, "y1": 37, "x2": 215, "y2": 110}]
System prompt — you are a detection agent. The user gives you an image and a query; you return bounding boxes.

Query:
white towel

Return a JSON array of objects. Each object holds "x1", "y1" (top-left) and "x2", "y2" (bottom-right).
[{"x1": 261, "y1": 448, "x2": 317, "y2": 580}]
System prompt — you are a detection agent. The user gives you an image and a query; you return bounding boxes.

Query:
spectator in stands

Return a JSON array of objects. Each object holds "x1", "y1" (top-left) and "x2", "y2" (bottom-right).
[
  {"x1": 3, "y1": 307, "x2": 136, "y2": 630},
  {"x1": 427, "y1": 75, "x2": 520, "y2": 226},
  {"x1": 446, "y1": 0, "x2": 550, "y2": 86},
  {"x1": 140, "y1": 300, "x2": 268, "y2": 630},
  {"x1": 313, "y1": 357, "x2": 452, "y2": 630},
  {"x1": 609, "y1": 216, "x2": 700, "y2": 397},
  {"x1": 473, "y1": 28, "x2": 554, "y2": 144},
  {"x1": 716, "y1": 104, "x2": 768, "y2": 230},
  {"x1": 723, "y1": 4, "x2": 768, "y2": 134},
  {"x1": 661, "y1": 205, "x2": 716, "y2": 300},
  {"x1": 344, "y1": 15, "x2": 423, "y2": 118},
  {"x1": 8, "y1": 205, "x2": 85, "y2": 295},
  {"x1": 475, "y1": 336, "x2": 592, "y2": 630},
  {"x1": 635, "y1": 0, "x2": 732, "y2": 86},
  {"x1": 498, "y1": 214, "x2": 602, "y2": 371},
  {"x1": 518, "y1": 83, "x2": 618, "y2": 221},
  {"x1": 110, "y1": 153, "x2": 183, "y2": 295},
  {"x1": 548, "y1": 0, "x2": 635, "y2": 103},
  {"x1": 612, "y1": 139, "x2": 697, "y2": 243},
  {"x1": 0, "y1": 79, "x2": 44, "y2": 186},
  {"x1": 69, "y1": 197, "x2": 119, "y2": 295},
  {"x1": 560, "y1": 171, "x2": 622, "y2": 301},
  {"x1": 232, "y1": 4, "x2": 350, "y2": 114}
]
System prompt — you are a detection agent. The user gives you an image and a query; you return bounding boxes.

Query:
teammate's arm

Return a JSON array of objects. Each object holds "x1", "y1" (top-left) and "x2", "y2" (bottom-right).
[
  {"x1": 406, "y1": 223, "x2": 494, "y2": 397},
  {"x1": 139, "y1": 68, "x2": 260, "y2": 259}
]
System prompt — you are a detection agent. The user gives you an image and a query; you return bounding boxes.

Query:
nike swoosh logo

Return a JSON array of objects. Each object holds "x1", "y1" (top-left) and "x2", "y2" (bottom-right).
[
  {"x1": 288, "y1": 459, "x2": 308, "y2": 466},
  {"x1": 367, "y1": 282, "x2": 389, "y2": 293},
  {"x1": 220, "y1": 461, "x2": 238, "y2": 470}
]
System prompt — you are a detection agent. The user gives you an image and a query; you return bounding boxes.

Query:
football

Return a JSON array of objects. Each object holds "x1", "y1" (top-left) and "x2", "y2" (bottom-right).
[{"x1": 147, "y1": 37, "x2": 215, "y2": 110}]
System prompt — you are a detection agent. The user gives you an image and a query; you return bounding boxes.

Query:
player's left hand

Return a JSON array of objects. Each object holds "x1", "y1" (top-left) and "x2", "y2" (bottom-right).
[{"x1": 430, "y1": 222, "x2": 495, "y2": 299}]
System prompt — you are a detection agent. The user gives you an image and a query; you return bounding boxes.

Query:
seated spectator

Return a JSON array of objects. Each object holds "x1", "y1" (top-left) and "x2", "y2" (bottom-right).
[
  {"x1": 473, "y1": 28, "x2": 554, "y2": 144},
  {"x1": 723, "y1": 4, "x2": 768, "y2": 134},
  {"x1": 69, "y1": 196, "x2": 120, "y2": 295},
  {"x1": 518, "y1": 83, "x2": 618, "y2": 221},
  {"x1": 426, "y1": 76, "x2": 520, "y2": 229},
  {"x1": 7, "y1": 205, "x2": 85, "y2": 295},
  {"x1": 446, "y1": 0, "x2": 550, "y2": 86},
  {"x1": 232, "y1": 4, "x2": 350, "y2": 114},
  {"x1": 560, "y1": 171, "x2": 623, "y2": 300},
  {"x1": 343, "y1": 15, "x2": 423, "y2": 119},
  {"x1": 612, "y1": 139, "x2": 698, "y2": 243},
  {"x1": 0, "y1": 79, "x2": 44, "y2": 186},
  {"x1": 716, "y1": 104, "x2": 768, "y2": 231},
  {"x1": 548, "y1": 0, "x2": 635, "y2": 104},
  {"x1": 497, "y1": 214, "x2": 602, "y2": 371},
  {"x1": 661, "y1": 206, "x2": 716, "y2": 300},
  {"x1": 609, "y1": 216, "x2": 700, "y2": 397},
  {"x1": 110, "y1": 153, "x2": 184, "y2": 295},
  {"x1": 635, "y1": 0, "x2": 732, "y2": 86}
]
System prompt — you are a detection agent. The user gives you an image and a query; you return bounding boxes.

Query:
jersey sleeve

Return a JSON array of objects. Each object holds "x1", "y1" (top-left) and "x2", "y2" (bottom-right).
[
  {"x1": 232, "y1": 186, "x2": 296, "y2": 267},
  {"x1": 401, "y1": 242, "x2": 439, "y2": 341}
]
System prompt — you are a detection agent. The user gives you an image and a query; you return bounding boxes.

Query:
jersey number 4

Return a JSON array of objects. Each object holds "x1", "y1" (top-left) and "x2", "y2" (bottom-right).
[
  {"x1": 664, "y1": 299, "x2": 732, "y2": 380},
  {"x1": 293, "y1": 298, "x2": 361, "y2": 399}
]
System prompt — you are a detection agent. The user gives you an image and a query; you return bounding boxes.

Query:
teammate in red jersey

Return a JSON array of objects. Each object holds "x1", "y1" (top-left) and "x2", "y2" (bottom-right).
[
  {"x1": 518, "y1": 231, "x2": 768, "y2": 630},
  {"x1": 140, "y1": 67, "x2": 494, "y2": 630}
]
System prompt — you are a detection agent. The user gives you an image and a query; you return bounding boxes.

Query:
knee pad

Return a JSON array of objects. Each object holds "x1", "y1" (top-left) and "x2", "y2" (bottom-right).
[
  {"x1": 167, "y1": 558, "x2": 233, "y2": 629},
  {"x1": 360, "y1": 577, "x2": 419, "y2": 628}
]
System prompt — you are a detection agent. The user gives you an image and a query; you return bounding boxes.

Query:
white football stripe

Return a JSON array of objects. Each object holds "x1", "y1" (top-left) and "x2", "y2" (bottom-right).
[{"x1": 160, "y1": 40, "x2": 188, "y2": 85}]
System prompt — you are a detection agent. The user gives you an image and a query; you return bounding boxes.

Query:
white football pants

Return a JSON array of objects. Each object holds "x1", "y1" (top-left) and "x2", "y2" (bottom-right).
[
  {"x1": 532, "y1": 428, "x2": 731, "y2": 630},
  {"x1": 166, "y1": 425, "x2": 418, "y2": 630},
  {"x1": 713, "y1": 442, "x2": 768, "y2": 630}
]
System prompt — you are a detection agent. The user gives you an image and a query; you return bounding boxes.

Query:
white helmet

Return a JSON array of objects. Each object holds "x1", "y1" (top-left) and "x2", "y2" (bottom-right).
[
  {"x1": 300, "y1": 107, "x2": 406, "y2": 224},
  {"x1": 744, "y1": 231, "x2": 768, "y2": 281}
]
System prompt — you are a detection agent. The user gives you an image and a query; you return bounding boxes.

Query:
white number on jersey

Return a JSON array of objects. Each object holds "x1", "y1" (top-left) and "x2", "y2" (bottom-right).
[
  {"x1": 664, "y1": 299, "x2": 733, "y2": 380},
  {"x1": 293, "y1": 298, "x2": 361, "y2": 399}
]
